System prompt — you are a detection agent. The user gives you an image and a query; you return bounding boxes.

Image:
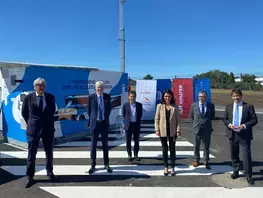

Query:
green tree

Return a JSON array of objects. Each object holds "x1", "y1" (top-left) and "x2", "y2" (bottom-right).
[
  {"x1": 241, "y1": 74, "x2": 256, "y2": 84},
  {"x1": 226, "y1": 72, "x2": 235, "y2": 84},
  {"x1": 143, "y1": 74, "x2": 153, "y2": 80},
  {"x1": 194, "y1": 70, "x2": 230, "y2": 87}
]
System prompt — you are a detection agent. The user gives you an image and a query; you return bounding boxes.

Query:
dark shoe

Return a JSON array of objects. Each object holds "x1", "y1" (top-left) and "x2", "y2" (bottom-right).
[
  {"x1": 164, "y1": 168, "x2": 168, "y2": 176},
  {"x1": 171, "y1": 168, "x2": 176, "y2": 177},
  {"x1": 25, "y1": 177, "x2": 34, "y2": 188},
  {"x1": 231, "y1": 172, "x2": 239, "y2": 179},
  {"x1": 105, "y1": 165, "x2": 112, "y2": 173},
  {"x1": 246, "y1": 177, "x2": 254, "y2": 185},
  {"x1": 134, "y1": 156, "x2": 141, "y2": 161},
  {"x1": 128, "y1": 155, "x2": 133, "y2": 161},
  {"x1": 193, "y1": 161, "x2": 199, "y2": 167},
  {"x1": 204, "y1": 162, "x2": 211, "y2": 170},
  {"x1": 47, "y1": 172, "x2": 58, "y2": 182},
  {"x1": 88, "y1": 166, "x2": 96, "y2": 174}
]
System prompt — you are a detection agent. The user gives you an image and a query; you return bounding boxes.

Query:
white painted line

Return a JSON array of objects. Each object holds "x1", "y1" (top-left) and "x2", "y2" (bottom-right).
[
  {"x1": 55, "y1": 141, "x2": 193, "y2": 147},
  {"x1": 141, "y1": 124, "x2": 154, "y2": 127},
  {"x1": 1, "y1": 151, "x2": 215, "y2": 159},
  {"x1": 3, "y1": 143, "x2": 27, "y2": 151},
  {"x1": 1, "y1": 165, "x2": 237, "y2": 176},
  {"x1": 39, "y1": 186, "x2": 263, "y2": 198},
  {"x1": 107, "y1": 133, "x2": 157, "y2": 138},
  {"x1": 111, "y1": 128, "x2": 155, "y2": 132}
]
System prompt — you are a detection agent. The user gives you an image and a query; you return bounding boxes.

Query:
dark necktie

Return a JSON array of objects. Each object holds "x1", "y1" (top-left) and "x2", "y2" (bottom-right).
[
  {"x1": 39, "y1": 96, "x2": 43, "y2": 111},
  {"x1": 201, "y1": 103, "x2": 205, "y2": 116}
]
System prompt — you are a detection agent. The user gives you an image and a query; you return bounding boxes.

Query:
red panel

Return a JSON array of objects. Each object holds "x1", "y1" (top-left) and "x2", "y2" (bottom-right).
[{"x1": 172, "y1": 78, "x2": 193, "y2": 118}]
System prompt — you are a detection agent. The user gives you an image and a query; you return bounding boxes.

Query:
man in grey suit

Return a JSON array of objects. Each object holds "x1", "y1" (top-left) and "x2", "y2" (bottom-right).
[
  {"x1": 223, "y1": 88, "x2": 258, "y2": 185},
  {"x1": 190, "y1": 91, "x2": 215, "y2": 169}
]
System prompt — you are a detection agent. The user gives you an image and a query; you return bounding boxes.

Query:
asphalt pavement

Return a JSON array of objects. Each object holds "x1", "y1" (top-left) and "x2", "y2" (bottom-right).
[{"x1": 0, "y1": 111, "x2": 263, "y2": 198}]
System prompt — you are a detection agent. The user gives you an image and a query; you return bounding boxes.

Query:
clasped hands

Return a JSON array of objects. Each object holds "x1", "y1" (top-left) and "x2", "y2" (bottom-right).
[
  {"x1": 155, "y1": 131, "x2": 181, "y2": 137},
  {"x1": 228, "y1": 123, "x2": 246, "y2": 131}
]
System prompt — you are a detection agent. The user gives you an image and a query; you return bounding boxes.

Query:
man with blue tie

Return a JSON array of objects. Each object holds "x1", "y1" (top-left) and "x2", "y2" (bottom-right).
[
  {"x1": 223, "y1": 88, "x2": 258, "y2": 185},
  {"x1": 122, "y1": 91, "x2": 143, "y2": 161},
  {"x1": 190, "y1": 91, "x2": 215, "y2": 169},
  {"x1": 87, "y1": 81, "x2": 112, "y2": 174}
]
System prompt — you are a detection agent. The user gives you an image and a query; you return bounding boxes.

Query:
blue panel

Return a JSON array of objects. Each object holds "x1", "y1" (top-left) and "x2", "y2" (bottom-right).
[
  {"x1": 193, "y1": 78, "x2": 211, "y2": 102},
  {"x1": 2, "y1": 66, "x2": 127, "y2": 144},
  {"x1": 156, "y1": 79, "x2": 171, "y2": 105}
]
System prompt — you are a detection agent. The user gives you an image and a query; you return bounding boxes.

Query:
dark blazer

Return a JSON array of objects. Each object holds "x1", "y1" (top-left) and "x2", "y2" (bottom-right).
[
  {"x1": 122, "y1": 102, "x2": 143, "y2": 131},
  {"x1": 87, "y1": 93, "x2": 112, "y2": 130},
  {"x1": 223, "y1": 102, "x2": 258, "y2": 140},
  {"x1": 190, "y1": 102, "x2": 215, "y2": 135},
  {"x1": 22, "y1": 92, "x2": 56, "y2": 136}
]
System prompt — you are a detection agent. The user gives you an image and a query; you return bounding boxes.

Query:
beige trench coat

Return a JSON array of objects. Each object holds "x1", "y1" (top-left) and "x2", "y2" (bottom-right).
[{"x1": 154, "y1": 103, "x2": 181, "y2": 137}]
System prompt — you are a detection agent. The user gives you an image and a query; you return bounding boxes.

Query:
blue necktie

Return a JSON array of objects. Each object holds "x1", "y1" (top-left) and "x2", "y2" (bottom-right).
[
  {"x1": 234, "y1": 104, "x2": 239, "y2": 127},
  {"x1": 98, "y1": 96, "x2": 103, "y2": 121}
]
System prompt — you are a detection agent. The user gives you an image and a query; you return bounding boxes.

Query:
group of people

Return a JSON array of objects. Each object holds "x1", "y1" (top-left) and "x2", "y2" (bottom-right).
[{"x1": 21, "y1": 77, "x2": 258, "y2": 188}]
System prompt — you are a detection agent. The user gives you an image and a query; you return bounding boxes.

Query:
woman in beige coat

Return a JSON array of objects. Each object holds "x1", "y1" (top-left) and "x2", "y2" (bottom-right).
[{"x1": 155, "y1": 89, "x2": 181, "y2": 176}]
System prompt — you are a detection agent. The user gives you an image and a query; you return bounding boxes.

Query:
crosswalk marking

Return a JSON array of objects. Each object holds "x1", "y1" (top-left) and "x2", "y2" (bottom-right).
[
  {"x1": 39, "y1": 186, "x2": 263, "y2": 198},
  {"x1": 0, "y1": 165, "x2": 236, "y2": 176},
  {"x1": 107, "y1": 133, "x2": 157, "y2": 138},
  {"x1": 111, "y1": 128, "x2": 155, "y2": 132},
  {"x1": 55, "y1": 140, "x2": 193, "y2": 147},
  {"x1": 1, "y1": 121, "x2": 242, "y2": 198},
  {"x1": 1, "y1": 150, "x2": 215, "y2": 159},
  {"x1": 140, "y1": 124, "x2": 153, "y2": 127}
]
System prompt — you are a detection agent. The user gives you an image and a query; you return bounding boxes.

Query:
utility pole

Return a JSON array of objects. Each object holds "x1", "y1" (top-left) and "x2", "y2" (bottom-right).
[{"x1": 119, "y1": 0, "x2": 126, "y2": 73}]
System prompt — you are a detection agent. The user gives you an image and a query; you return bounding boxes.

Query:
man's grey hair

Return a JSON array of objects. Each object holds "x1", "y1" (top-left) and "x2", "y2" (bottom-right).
[
  {"x1": 198, "y1": 90, "x2": 207, "y2": 96},
  {"x1": 95, "y1": 81, "x2": 104, "y2": 88},
  {"x1": 33, "y1": 77, "x2": 46, "y2": 86}
]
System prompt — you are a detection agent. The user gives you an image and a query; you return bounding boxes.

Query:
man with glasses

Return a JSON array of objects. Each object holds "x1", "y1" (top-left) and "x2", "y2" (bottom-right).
[
  {"x1": 22, "y1": 77, "x2": 57, "y2": 188},
  {"x1": 190, "y1": 91, "x2": 215, "y2": 169}
]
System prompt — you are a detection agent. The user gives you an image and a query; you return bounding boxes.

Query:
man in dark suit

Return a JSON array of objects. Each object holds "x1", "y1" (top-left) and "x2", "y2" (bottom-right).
[
  {"x1": 122, "y1": 91, "x2": 143, "y2": 161},
  {"x1": 223, "y1": 88, "x2": 258, "y2": 185},
  {"x1": 190, "y1": 91, "x2": 215, "y2": 170},
  {"x1": 87, "y1": 81, "x2": 112, "y2": 174},
  {"x1": 22, "y1": 77, "x2": 57, "y2": 188}
]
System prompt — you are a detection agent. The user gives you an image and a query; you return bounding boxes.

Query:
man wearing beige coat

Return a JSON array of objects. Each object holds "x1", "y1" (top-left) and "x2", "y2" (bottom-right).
[{"x1": 155, "y1": 89, "x2": 181, "y2": 176}]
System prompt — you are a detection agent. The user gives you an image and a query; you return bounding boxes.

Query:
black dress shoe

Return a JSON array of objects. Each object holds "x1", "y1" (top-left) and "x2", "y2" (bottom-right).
[
  {"x1": 204, "y1": 162, "x2": 211, "y2": 170},
  {"x1": 48, "y1": 173, "x2": 58, "y2": 182},
  {"x1": 88, "y1": 166, "x2": 96, "y2": 174},
  {"x1": 231, "y1": 172, "x2": 239, "y2": 179},
  {"x1": 134, "y1": 156, "x2": 141, "y2": 161},
  {"x1": 128, "y1": 155, "x2": 133, "y2": 161},
  {"x1": 246, "y1": 177, "x2": 254, "y2": 185},
  {"x1": 171, "y1": 169, "x2": 176, "y2": 177},
  {"x1": 25, "y1": 177, "x2": 34, "y2": 188},
  {"x1": 105, "y1": 165, "x2": 113, "y2": 173}
]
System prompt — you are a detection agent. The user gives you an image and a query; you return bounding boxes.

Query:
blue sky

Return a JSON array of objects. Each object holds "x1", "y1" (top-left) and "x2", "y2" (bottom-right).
[{"x1": 0, "y1": 0, "x2": 262, "y2": 79}]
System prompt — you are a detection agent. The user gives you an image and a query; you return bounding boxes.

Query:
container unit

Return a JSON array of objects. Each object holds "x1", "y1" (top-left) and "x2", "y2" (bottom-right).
[
  {"x1": 172, "y1": 78, "x2": 193, "y2": 119},
  {"x1": 0, "y1": 62, "x2": 128, "y2": 147},
  {"x1": 193, "y1": 78, "x2": 211, "y2": 102}
]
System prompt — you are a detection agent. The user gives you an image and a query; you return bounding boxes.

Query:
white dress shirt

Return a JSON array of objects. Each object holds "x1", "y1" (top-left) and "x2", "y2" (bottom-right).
[
  {"x1": 199, "y1": 102, "x2": 207, "y2": 114},
  {"x1": 130, "y1": 102, "x2": 137, "y2": 122},
  {"x1": 231, "y1": 101, "x2": 246, "y2": 131},
  {"x1": 36, "y1": 92, "x2": 46, "y2": 111}
]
